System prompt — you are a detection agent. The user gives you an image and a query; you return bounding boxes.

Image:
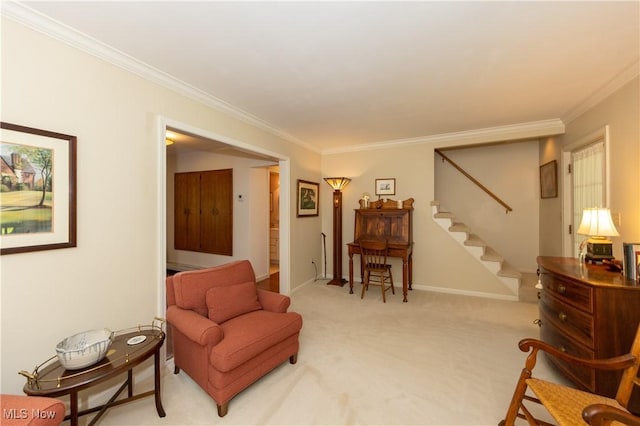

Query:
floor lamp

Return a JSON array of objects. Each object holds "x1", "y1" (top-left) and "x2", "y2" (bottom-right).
[{"x1": 324, "y1": 177, "x2": 351, "y2": 286}]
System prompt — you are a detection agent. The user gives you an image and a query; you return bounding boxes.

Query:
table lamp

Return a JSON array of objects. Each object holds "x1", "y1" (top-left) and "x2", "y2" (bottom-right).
[
  {"x1": 324, "y1": 177, "x2": 351, "y2": 286},
  {"x1": 577, "y1": 207, "x2": 619, "y2": 263}
]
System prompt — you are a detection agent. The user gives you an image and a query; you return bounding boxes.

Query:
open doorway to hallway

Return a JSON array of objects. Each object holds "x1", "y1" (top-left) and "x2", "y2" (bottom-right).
[
  {"x1": 268, "y1": 166, "x2": 280, "y2": 283},
  {"x1": 165, "y1": 126, "x2": 283, "y2": 283}
]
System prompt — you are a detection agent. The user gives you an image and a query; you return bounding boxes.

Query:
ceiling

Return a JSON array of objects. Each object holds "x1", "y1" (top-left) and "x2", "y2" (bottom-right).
[{"x1": 16, "y1": 1, "x2": 640, "y2": 153}]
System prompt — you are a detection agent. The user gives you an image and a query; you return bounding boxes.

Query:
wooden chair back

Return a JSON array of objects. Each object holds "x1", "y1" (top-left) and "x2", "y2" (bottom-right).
[{"x1": 360, "y1": 239, "x2": 389, "y2": 270}]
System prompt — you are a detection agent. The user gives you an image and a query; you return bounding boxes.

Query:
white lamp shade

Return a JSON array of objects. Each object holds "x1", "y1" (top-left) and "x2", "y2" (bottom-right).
[{"x1": 576, "y1": 207, "x2": 619, "y2": 237}]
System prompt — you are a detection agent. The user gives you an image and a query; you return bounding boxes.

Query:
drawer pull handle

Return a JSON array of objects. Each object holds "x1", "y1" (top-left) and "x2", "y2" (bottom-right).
[
  {"x1": 557, "y1": 284, "x2": 566, "y2": 294},
  {"x1": 558, "y1": 312, "x2": 567, "y2": 322}
]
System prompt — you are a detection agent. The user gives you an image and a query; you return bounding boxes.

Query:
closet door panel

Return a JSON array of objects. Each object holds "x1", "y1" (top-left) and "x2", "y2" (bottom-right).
[{"x1": 174, "y1": 172, "x2": 201, "y2": 251}]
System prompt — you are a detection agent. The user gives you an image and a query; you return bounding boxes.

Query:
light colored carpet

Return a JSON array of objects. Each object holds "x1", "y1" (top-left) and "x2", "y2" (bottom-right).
[{"x1": 97, "y1": 281, "x2": 564, "y2": 425}]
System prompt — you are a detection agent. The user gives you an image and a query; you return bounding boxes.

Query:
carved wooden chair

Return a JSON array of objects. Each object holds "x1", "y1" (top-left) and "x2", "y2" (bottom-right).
[
  {"x1": 499, "y1": 325, "x2": 640, "y2": 426},
  {"x1": 360, "y1": 239, "x2": 394, "y2": 303}
]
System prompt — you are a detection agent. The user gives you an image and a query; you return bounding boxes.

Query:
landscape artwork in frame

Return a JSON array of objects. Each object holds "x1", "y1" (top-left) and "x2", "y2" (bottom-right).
[
  {"x1": 540, "y1": 160, "x2": 557, "y2": 199},
  {"x1": 0, "y1": 122, "x2": 77, "y2": 255},
  {"x1": 375, "y1": 178, "x2": 396, "y2": 196},
  {"x1": 296, "y1": 179, "x2": 319, "y2": 217}
]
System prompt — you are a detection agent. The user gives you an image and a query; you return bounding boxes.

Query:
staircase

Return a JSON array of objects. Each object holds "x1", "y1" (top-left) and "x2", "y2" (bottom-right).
[{"x1": 431, "y1": 201, "x2": 538, "y2": 303}]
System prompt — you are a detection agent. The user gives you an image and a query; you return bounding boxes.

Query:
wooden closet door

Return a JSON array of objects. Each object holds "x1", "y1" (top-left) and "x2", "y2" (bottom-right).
[
  {"x1": 200, "y1": 169, "x2": 233, "y2": 255},
  {"x1": 174, "y1": 172, "x2": 201, "y2": 251}
]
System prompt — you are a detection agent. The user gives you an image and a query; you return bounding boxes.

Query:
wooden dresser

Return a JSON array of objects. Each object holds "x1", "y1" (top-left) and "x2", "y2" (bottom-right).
[{"x1": 537, "y1": 256, "x2": 640, "y2": 411}]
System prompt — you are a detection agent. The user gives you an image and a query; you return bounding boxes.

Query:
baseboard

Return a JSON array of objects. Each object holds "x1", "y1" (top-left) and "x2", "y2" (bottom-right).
[{"x1": 411, "y1": 284, "x2": 519, "y2": 302}]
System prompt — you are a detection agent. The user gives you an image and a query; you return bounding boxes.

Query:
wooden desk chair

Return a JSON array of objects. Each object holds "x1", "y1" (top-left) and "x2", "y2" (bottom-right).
[
  {"x1": 360, "y1": 239, "x2": 394, "y2": 303},
  {"x1": 499, "y1": 325, "x2": 640, "y2": 426}
]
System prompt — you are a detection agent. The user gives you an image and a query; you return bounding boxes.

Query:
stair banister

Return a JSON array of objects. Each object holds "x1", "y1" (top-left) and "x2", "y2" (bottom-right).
[{"x1": 435, "y1": 149, "x2": 513, "y2": 214}]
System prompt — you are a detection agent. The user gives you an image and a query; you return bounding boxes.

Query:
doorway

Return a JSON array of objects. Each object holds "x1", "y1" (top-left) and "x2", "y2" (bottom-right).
[
  {"x1": 157, "y1": 116, "x2": 291, "y2": 306},
  {"x1": 266, "y1": 167, "x2": 280, "y2": 292},
  {"x1": 269, "y1": 167, "x2": 280, "y2": 273}
]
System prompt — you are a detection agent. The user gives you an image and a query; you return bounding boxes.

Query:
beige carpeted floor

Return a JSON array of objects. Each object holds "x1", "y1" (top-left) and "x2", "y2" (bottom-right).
[{"x1": 97, "y1": 280, "x2": 565, "y2": 426}]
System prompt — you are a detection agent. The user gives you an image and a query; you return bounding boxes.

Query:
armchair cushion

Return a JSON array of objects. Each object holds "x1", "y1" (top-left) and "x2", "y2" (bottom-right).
[
  {"x1": 210, "y1": 310, "x2": 303, "y2": 372},
  {"x1": 206, "y1": 281, "x2": 262, "y2": 324}
]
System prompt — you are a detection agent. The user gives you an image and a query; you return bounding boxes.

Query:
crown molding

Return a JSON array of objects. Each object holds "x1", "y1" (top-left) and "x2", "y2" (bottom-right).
[
  {"x1": 1, "y1": 1, "x2": 319, "y2": 153},
  {"x1": 322, "y1": 118, "x2": 566, "y2": 155},
  {"x1": 562, "y1": 60, "x2": 640, "y2": 125}
]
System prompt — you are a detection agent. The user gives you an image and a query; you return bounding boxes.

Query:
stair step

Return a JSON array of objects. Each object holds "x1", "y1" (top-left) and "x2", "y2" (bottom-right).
[
  {"x1": 498, "y1": 263, "x2": 522, "y2": 279},
  {"x1": 464, "y1": 234, "x2": 486, "y2": 248},
  {"x1": 518, "y1": 272, "x2": 539, "y2": 304},
  {"x1": 481, "y1": 247, "x2": 503, "y2": 262},
  {"x1": 449, "y1": 223, "x2": 470, "y2": 233},
  {"x1": 434, "y1": 212, "x2": 454, "y2": 219}
]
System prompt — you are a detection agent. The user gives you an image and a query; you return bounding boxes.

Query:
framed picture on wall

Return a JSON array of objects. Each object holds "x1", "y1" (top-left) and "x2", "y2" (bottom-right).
[
  {"x1": 540, "y1": 160, "x2": 557, "y2": 199},
  {"x1": 0, "y1": 122, "x2": 77, "y2": 255},
  {"x1": 296, "y1": 179, "x2": 319, "y2": 217},
  {"x1": 375, "y1": 178, "x2": 396, "y2": 196}
]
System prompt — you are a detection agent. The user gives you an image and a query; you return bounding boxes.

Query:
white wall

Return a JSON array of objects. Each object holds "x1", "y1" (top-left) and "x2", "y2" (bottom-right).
[
  {"x1": 434, "y1": 141, "x2": 540, "y2": 272},
  {"x1": 0, "y1": 17, "x2": 321, "y2": 394}
]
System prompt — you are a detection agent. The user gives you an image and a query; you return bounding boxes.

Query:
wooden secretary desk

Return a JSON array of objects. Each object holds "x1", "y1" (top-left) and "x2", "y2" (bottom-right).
[{"x1": 348, "y1": 198, "x2": 414, "y2": 302}]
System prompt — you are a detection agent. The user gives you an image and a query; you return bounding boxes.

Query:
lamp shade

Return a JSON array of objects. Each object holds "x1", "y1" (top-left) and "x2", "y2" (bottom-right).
[
  {"x1": 576, "y1": 207, "x2": 619, "y2": 237},
  {"x1": 324, "y1": 177, "x2": 351, "y2": 190}
]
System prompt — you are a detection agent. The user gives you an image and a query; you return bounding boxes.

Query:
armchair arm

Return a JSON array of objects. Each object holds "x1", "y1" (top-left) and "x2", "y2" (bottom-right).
[
  {"x1": 583, "y1": 403, "x2": 640, "y2": 426},
  {"x1": 257, "y1": 288, "x2": 290, "y2": 313},
  {"x1": 166, "y1": 305, "x2": 224, "y2": 346},
  {"x1": 519, "y1": 338, "x2": 636, "y2": 371}
]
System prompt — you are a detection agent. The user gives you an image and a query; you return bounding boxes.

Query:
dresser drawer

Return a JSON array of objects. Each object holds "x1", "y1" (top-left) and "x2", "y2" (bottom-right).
[
  {"x1": 541, "y1": 273, "x2": 593, "y2": 313},
  {"x1": 540, "y1": 290, "x2": 594, "y2": 349},
  {"x1": 540, "y1": 311, "x2": 596, "y2": 392}
]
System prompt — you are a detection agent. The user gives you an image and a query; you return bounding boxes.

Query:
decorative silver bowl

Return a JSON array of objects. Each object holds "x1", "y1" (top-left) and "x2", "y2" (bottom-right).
[{"x1": 55, "y1": 328, "x2": 113, "y2": 370}]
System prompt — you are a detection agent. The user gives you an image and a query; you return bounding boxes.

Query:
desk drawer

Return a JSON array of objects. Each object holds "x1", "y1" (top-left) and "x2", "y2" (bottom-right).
[
  {"x1": 540, "y1": 311, "x2": 596, "y2": 392},
  {"x1": 541, "y1": 273, "x2": 593, "y2": 313},
  {"x1": 540, "y1": 291, "x2": 594, "y2": 349}
]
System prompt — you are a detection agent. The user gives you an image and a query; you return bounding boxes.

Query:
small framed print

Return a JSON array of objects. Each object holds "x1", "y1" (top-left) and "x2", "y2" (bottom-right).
[
  {"x1": 540, "y1": 160, "x2": 557, "y2": 199},
  {"x1": 296, "y1": 179, "x2": 319, "y2": 217},
  {"x1": 375, "y1": 178, "x2": 396, "y2": 196},
  {"x1": 0, "y1": 122, "x2": 77, "y2": 255}
]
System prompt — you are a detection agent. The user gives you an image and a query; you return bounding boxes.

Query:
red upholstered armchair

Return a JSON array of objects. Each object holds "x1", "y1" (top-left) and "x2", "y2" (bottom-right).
[{"x1": 166, "y1": 260, "x2": 303, "y2": 417}]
